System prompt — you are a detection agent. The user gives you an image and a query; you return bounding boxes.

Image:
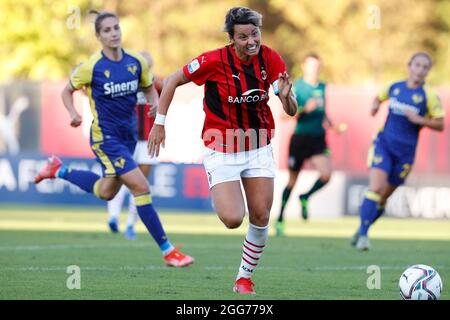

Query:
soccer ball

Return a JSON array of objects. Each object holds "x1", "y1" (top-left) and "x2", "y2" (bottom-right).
[{"x1": 399, "y1": 264, "x2": 443, "y2": 300}]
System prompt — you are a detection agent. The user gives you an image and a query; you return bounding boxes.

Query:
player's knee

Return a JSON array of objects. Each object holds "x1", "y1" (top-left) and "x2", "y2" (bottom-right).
[
  {"x1": 219, "y1": 215, "x2": 243, "y2": 229},
  {"x1": 369, "y1": 185, "x2": 384, "y2": 195},
  {"x1": 99, "y1": 190, "x2": 116, "y2": 201},
  {"x1": 320, "y1": 173, "x2": 331, "y2": 184}
]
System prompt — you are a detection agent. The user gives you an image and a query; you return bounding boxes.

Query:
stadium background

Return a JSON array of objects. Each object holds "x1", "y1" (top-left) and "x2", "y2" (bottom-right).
[{"x1": 1, "y1": 0, "x2": 449, "y2": 219}]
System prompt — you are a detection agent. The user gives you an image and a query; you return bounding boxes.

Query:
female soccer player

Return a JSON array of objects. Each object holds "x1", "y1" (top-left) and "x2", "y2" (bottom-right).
[
  {"x1": 275, "y1": 53, "x2": 346, "y2": 236},
  {"x1": 106, "y1": 51, "x2": 164, "y2": 241},
  {"x1": 148, "y1": 7, "x2": 297, "y2": 294},
  {"x1": 34, "y1": 12, "x2": 193, "y2": 267},
  {"x1": 352, "y1": 52, "x2": 445, "y2": 250}
]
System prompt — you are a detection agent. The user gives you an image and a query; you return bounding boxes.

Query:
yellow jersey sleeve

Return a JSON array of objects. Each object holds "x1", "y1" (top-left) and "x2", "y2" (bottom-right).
[
  {"x1": 70, "y1": 62, "x2": 92, "y2": 90},
  {"x1": 377, "y1": 84, "x2": 391, "y2": 102},
  {"x1": 69, "y1": 52, "x2": 101, "y2": 90},
  {"x1": 424, "y1": 86, "x2": 445, "y2": 119}
]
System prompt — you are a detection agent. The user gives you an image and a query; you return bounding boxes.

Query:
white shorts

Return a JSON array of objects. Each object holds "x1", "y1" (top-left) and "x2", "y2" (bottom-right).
[
  {"x1": 133, "y1": 140, "x2": 159, "y2": 165},
  {"x1": 202, "y1": 144, "x2": 275, "y2": 189}
]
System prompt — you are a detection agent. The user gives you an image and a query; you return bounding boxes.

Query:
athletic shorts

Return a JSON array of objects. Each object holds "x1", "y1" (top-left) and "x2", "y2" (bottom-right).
[
  {"x1": 133, "y1": 140, "x2": 159, "y2": 165},
  {"x1": 203, "y1": 144, "x2": 275, "y2": 189},
  {"x1": 90, "y1": 134, "x2": 138, "y2": 178},
  {"x1": 288, "y1": 134, "x2": 329, "y2": 171},
  {"x1": 368, "y1": 133, "x2": 416, "y2": 186}
]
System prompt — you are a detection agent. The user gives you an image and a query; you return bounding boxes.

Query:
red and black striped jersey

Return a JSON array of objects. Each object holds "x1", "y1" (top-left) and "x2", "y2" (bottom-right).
[
  {"x1": 135, "y1": 76, "x2": 163, "y2": 141},
  {"x1": 183, "y1": 44, "x2": 286, "y2": 153}
]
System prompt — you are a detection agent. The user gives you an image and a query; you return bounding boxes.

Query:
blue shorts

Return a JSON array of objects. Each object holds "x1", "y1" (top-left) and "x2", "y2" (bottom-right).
[
  {"x1": 367, "y1": 133, "x2": 416, "y2": 186},
  {"x1": 90, "y1": 134, "x2": 138, "y2": 178}
]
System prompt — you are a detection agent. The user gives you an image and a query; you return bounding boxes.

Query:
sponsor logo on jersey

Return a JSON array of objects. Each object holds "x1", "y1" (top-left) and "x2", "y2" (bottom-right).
[
  {"x1": 104, "y1": 79, "x2": 139, "y2": 97},
  {"x1": 187, "y1": 59, "x2": 200, "y2": 74},
  {"x1": 228, "y1": 89, "x2": 268, "y2": 104},
  {"x1": 389, "y1": 97, "x2": 420, "y2": 116}
]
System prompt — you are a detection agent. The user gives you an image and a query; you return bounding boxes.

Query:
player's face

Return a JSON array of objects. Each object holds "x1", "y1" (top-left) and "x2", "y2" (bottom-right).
[
  {"x1": 408, "y1": 55, "x2": 431, "y2": 84},
  {"x1": 302, "y1": 57, "x2": 321, "y2": 79},
  {"x1": 231, "y1": 24, "x2": 261, "y2": 61},
  {"x1": 97, "y1": 17, "x2": 122, "y2": 49}
]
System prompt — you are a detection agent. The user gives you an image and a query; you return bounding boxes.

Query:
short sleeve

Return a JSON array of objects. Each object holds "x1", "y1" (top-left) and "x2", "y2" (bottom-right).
[
  {"x1": 266, "y1": 47, "x2": 286, "y2": 95},
  {"x1": 377, "y1": 84, "x2": 392, "y2": 101},
  {"x1": 70, "y1": 62, "x2": 92, "y2": 90},
  {"x1": 182, "y1": 52, "x2": 215, "y2": 86},
  {"x1": 424, "y1": 86, "x2": 445, "y2": 119}
]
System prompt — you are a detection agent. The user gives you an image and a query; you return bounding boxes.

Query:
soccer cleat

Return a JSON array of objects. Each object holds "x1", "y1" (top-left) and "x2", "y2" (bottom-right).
[
  {"x1": 108, "y1": 218, "x2": 119, "y2": 233},
  {"x1": 34, "y1": 155, "x2": 62, "y2": 184},
  {"x1": 163, "y1": 246, "x2": 194, "y2": 268},
  {"x1": 356, "y1": 235, "x2": 370, "y2": 251},
  {"x1": 299, "y1": 195, "x2": 309, "y2": 220},
  {"x1": 124, "y1": 225, "x2": 137, "y2": 240},
  {"x1": 275, "y1": 221, "x2": 285, "y2": 237},
  {"x1": 350, "y1": 229, "x2": 360, "y2": 247},
  {"x1": 233, "y1": 277, "x2": 256, "y2": 294}
]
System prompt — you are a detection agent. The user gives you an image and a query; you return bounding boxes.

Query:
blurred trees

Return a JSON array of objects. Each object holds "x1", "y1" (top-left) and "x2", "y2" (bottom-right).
[{"x1": 0, "y1": 0, "x2": 449, "y2": 84}]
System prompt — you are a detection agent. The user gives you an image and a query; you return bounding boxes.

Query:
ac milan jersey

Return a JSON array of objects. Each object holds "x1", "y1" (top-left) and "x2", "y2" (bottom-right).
[
  {"x1": 135, "y1": 77, "x2": 163, "y2": 141},
  {"x1": 183, "y1": 44, "x2": 286, "y2": 152}
]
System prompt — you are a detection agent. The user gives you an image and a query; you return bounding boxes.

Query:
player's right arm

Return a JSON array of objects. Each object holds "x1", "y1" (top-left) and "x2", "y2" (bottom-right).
[
  {"x1": 61, "y1": 83, "x2": 82, "y2": 128},
  {"x1": 61, "y1": 62, "x2": 92, "y2": 128},
  {"x1": 371, "y1": 84, "x2": 391, "y2": 117},
  {"x1": 147, "y1": 69, "x2": 190, "y2": 158}
]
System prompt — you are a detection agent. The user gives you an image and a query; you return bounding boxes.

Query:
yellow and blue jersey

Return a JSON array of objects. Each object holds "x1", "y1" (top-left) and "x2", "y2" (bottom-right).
[
  {"x1": 368, "y1": 80, "x2": 445, "y2": 185},
  {"x1": 70, "y1": 49, "x2": 152, "y2": 177},
  {"x1": 377, "y1": 80, "x2": 444, "y2": 148},
  {"x1": 70, "y1": 49, "x2": 152, "y2": 143}
]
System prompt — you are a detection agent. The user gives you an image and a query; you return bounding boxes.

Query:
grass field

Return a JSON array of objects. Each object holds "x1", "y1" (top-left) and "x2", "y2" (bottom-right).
[{"x1": 0, "y1": 206, "x2": 449, "y2": 300}]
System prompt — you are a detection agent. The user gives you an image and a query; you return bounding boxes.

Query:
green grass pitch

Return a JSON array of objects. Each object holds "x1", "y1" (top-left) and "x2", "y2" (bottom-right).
[{"x1": 0, "y1": 206, "x2": 449, "y2": 300}]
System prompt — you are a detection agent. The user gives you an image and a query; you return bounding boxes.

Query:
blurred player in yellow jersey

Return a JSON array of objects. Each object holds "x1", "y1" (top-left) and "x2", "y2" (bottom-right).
[
  {"x1": 352, "y1": 52, "x2": 445, "y2": 250},
  {"x1": 35, "y1": 11, "x2": 193, "y2": 267}
]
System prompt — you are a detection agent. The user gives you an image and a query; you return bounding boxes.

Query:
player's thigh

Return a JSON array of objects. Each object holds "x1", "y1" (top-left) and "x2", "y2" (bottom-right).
[
  {"x1": 119, "y1": 167, "x2": 150, "y2": 196},
  {"x1": 138, "y1": 164, "x2": 152, "y2": 178},
  {"x1": 241, "y1": 177, "x2": 274, "y2": 226},
  {"x1": 210, "y1": 181, "x2": 246, "y2": 227}
]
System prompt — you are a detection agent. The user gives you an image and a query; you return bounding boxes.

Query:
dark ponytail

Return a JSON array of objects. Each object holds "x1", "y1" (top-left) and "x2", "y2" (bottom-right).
[{"x1": 88, "y1": 10, "x2": 118, "y2": 33}]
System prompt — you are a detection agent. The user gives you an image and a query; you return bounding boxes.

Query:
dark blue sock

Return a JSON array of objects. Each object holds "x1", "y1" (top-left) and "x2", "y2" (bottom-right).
[
  {"x1": 372, "y1": 204, "x2": 385, "y2": 224},
  {"x1": 359, "y1": 191, "x2": 380, "y2": 236},
  {"x1": 134, "y1": 193, "x2": 172, "y2": 252},
  {"x1": 57, "y1": 165, "x2": 100, "y2": 193}
]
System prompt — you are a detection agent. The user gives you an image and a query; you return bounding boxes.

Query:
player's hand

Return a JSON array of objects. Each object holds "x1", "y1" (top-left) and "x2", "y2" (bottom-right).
[
  {"x1": 148, "y1": 124, "x2": 165, "y2": 158},
  {"x1": 70, "y1": 112, "x2": 82, "y2": 127},
  {"x1": 278, "y1": 72, "x2": 293, "y2": 99},
  {"x1": 404, "y1": 109, "x2": 424, "y2": 125}
]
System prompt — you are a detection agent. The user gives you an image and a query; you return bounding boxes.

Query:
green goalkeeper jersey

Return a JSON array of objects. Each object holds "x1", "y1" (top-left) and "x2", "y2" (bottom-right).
[{"x1": 293, "y1": 78, "x2": 327, "y2": 136}]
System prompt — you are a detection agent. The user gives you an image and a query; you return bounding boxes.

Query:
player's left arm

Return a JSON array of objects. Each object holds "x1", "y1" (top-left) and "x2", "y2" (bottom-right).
[
  {"x1": 277, "y1": 72, "x2": 298, "y2": 116},
  {"x1": 405, "y1": 89, "x2": 445, "y2": 132}
]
